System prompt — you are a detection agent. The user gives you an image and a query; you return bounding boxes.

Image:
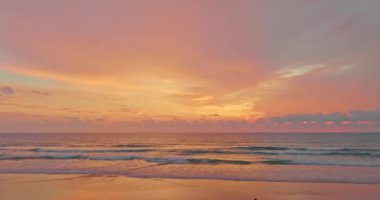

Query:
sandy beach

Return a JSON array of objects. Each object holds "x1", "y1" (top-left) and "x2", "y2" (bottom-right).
[{"x1": 1, "y1": 174, "x2": 379, "y2": 200}]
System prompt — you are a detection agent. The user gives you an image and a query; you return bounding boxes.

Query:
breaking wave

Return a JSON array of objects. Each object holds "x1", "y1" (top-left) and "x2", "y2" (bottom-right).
[
  {"x1": 30, "y1": 148, "x2": 151, "y2": 153},
  {"x1": 234, "y1": 146, "x2": 380, "y2": 157}
]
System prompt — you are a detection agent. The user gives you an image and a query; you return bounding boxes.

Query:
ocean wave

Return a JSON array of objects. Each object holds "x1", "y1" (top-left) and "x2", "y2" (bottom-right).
[
  {"x1": 112, "y1": 144, "x2": 152, "y2": 148},
  {"x1": 89, "y1": 156, "x2": 253, "y2": 165},
  {"x1": 236, "y1": 146, "x2": 292, "y2": 151},
  {"x1": 0, "y1": 154, "x2": 252, "y2": 165},
  {"x1": 261, "y1": 159, "x2": 293, "y2": 165},
  {"x1": 186, "y1": 158, "x2": 251, "y2": 165},
  {"x1": 290, "y1": 160, "x2": 380, "y2": 167},
  {"x1": 90, "y1": 156, "x2": 141, "y2": 161},
  {"x1": 253, "y1": 151, "x2": 380, "y2": 157},
  {"x1": 12, "y1": 146, "x2": 380, "y2": 159},
  {"x1": 259, "y1": 159, "x2": 380, "y2": 167},
  {"x1": 1, "y1": 154, "x2": 380, "y2": 167},
  {"x1": 0, "y1": 169, "x2": 379, "y2": 184},
  {"x1": 30, "y1": 148, "x2": 151, "y2": 153},
  {"x1": 179, "y1": 149, "x2": 236, "y2": 155},
  {"x1": 235, "y1": 146, "x2": 380, "y2": 157},
  {"x1": 335, "y1": 148, "x2": 380, "y2": 152},
  {"x1": 0, "y1": 154, "x2": 87, "y2": 160},
  {"x1": 323, "y1": 152, "x2": 375, "y2": 156},
  {"x1": 236, "y1": 146, "x2": 380, "y2": 152}
]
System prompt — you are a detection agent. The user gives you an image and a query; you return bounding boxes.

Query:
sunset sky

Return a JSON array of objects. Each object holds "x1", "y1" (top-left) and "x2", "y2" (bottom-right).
[{"x1": 0, "y1": 0, "x2": 379, "y2": 132}]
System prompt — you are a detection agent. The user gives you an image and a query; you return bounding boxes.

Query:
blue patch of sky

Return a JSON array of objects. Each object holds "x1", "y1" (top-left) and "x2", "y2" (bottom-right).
[{"x1": 0, "y1": 69, "x2": 63, "y2": 88}]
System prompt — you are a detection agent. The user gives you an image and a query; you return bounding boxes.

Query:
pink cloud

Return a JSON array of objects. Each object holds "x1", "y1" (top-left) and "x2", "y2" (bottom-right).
[
  {"x1": 1, "y1": 108, "x2": 379, "y2": 132},
  {"x1": 0, "y1": 0, "x2": 379, "y2": 131}
]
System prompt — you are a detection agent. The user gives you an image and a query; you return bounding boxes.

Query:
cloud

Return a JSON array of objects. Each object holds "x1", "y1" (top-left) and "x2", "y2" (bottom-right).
[
  {"x1": 0, "y1": 1, "x2": 261, "y2": 80},
  {"x1": 256, "y1": 108, "x2": 380, "y2": 125},
  {"x1": 30, "y1": 90, "x2": 51, "y2": 96},
  {"x1": 0, "y1": 85, "x2": 51, "y2": 97},
  {"x1": 1, "y1": 108, "x2": 379, "y2": 133},
  {"x1": 0, "y1": 112, "x2": 251, "y2": 132},
  {"x1": 0, "y1": 85, "x2": 14, "y2": 95},
  {"x1": 349, "y1": 109, "x2": 380, "y2": 122},
  {"x1": 107, "y1": 107, "x2": 145, "y2": 115},
  {"x1": 0, "y1": 0, "x2": 379, "y2": 128},
  {"x1": 277, "y1": 64, "x2": 325, "y2": 78}
]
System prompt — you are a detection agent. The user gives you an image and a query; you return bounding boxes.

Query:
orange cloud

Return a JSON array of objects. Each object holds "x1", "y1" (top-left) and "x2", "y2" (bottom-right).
[{"x1": 0, "y1": 1, "x2": 379, "y2": 131}]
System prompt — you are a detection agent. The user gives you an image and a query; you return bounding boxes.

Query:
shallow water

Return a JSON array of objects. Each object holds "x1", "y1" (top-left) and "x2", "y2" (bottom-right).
[{"x1": 1, "y1": 132, "x2": 380, "y2": 183}]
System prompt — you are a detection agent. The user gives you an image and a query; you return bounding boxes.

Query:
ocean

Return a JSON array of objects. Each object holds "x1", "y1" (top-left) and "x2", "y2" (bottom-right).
[{"x1": 1, "y1": 132, "x2": 380, "y2": 184}]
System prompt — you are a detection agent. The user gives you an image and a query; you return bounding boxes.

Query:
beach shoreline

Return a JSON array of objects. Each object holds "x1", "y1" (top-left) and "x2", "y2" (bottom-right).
[{"x1": 1, "y1": 173, "x2": 380, "y2": 200}]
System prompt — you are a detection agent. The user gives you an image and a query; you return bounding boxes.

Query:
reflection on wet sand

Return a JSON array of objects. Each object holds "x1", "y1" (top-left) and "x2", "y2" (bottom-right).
[{"x1": 1, "y1": 174, "x2": 380, "y2": 200}]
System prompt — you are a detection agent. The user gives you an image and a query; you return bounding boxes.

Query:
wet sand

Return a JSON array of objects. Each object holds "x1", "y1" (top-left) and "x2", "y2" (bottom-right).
[{"x1": 1, "y1": 174, "x2": 380, "y2": 200}]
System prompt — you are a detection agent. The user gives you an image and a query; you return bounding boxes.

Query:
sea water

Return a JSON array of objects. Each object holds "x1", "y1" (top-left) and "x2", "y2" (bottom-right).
[{"x1": 0, "y1": 132, "x2": 380, "y2": 183}]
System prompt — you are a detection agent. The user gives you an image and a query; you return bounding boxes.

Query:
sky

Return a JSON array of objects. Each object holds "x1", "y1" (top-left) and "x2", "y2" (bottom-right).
[{"x1": 0, "y1": 0, "x2": 380, "y2": 132}]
